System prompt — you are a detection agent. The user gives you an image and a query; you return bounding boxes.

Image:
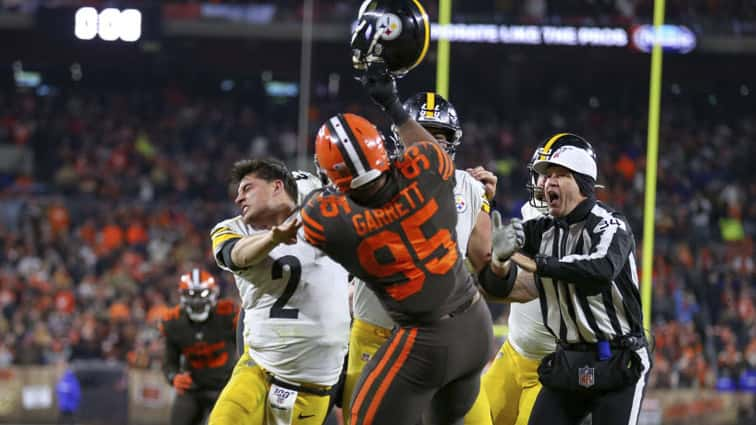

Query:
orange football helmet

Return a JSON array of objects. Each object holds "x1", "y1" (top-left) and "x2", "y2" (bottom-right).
[
  {"x1": 178, "y1": 269, "x2": 219, "y2": 322},
  {"x1": 314, "y1": 113, "x2": 390, "y2": 192}
]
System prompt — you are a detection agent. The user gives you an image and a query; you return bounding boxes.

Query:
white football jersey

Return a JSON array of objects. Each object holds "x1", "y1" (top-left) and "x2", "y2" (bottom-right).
[
  {"x1": 507, "y1": 202, "x2": 555, "y2": 359},
  {"x1": 210, "y1": 173, "x2": 350, "y2": 386},
  {"x1": 352, "y1": 169, "x2": 488, "y2": 328},
  {"x1": 291, "y1": 170, "x2": 323, "y2": 205}
]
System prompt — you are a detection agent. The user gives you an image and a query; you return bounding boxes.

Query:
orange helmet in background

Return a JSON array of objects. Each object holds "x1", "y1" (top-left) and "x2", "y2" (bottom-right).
[
  {"x1": 178, "y1": 268, "x2": 219, "y2": 322},
  {"x1": 314, "y1": 113, "x2": 390, "y2": 192}
]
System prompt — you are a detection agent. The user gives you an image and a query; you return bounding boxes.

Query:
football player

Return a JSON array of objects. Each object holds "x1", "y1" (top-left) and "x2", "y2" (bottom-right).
[
  {"x1": 208, "y1": 159, "x2": 350, "y2": 425},
  {"x1": 481, "y1": 143, "x2": 554, "y2": 425},
  {"x1": 233, "y1": 170, "x2": 326, "y2": 358},
  {"x1": 161, "y1": 269, "x2": 239, "y2": 425},
  {"x1": 302, "y1": 64, "x2": 493, "y2": 424},
  {"x1": 341, "y1": 91, "x2": 496, "y2": 425}
]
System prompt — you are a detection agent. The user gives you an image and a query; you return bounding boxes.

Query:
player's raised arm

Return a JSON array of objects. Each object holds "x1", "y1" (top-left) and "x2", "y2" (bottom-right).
[{"x1": 359, "y1": 63, "x2": 437, "y2": 150}]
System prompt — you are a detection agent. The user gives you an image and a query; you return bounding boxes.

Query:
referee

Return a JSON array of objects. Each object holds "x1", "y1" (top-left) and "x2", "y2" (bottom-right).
[{"x1": 486, "y1": 133, "x2": 651, "y2": 425}]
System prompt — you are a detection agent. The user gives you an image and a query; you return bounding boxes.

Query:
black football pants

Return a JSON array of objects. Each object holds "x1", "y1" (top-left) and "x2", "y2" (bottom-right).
[{"x1": 528, "y1": 347, "x2": 652, "y2": 425}]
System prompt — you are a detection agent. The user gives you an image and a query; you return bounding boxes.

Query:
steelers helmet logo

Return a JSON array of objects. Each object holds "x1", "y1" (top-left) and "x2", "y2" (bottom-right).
[
  {"x1": 421, "y1": 102, "x2": 440, "y2": 120},
  {"x1": 351, "y1": 0, "x2": 430, "y2": 77},
  {"x1": 455, "y1": 194, "x2": 467, "y2": 213},
  {"x1": 378, "y1": 13, "x2": 403, "y2": 40}
]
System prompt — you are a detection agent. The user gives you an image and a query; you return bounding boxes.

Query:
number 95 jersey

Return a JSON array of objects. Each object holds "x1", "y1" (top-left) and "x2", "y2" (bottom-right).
[
  {"x1": 210, "y1": 216, "x2": 351, "y2": 386},
  {"x1": 302, "y1": 141, "x2": 478, "y2": 326}
]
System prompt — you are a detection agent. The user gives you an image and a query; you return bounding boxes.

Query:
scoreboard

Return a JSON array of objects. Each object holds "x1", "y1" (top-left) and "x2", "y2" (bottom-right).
[{"x1": 36, "y1": 5, "x2": 161, "y2": 44}]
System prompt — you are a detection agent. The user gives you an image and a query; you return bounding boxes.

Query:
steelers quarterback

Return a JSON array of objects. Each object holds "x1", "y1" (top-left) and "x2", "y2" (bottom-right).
[{"x1": 208, "y1": 160, "x2": 350, "y2": 425}]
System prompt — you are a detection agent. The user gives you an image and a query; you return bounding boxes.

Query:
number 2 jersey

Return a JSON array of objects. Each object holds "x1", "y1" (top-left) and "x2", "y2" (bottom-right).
[
  {"x1": 301, "y1": 141, "x2": 479, "y2": 326},
  {"x1": 210, "y1": 214, "x2": 351, "y2": 386}
]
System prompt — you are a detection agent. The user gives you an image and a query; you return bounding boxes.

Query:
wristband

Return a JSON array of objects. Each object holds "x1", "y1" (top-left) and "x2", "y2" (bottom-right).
[{"x1": 478, "y1": 262, "x2": 518, "y2": 298}]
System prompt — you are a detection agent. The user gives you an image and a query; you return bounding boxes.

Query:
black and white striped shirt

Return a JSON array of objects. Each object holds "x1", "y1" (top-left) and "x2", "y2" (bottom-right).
[{"x1": 522, "y1": 198, "x2": 644, "y2": 344}]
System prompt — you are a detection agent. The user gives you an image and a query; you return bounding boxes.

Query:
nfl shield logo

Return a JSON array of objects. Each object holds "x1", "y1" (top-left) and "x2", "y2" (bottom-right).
[{"x1": 578, "y1": 365, "x2": 595, "y2": 388}]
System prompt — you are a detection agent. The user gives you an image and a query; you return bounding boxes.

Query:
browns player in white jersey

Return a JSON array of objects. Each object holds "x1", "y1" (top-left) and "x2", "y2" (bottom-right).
[{"x1": 208, "y1": 160, "x2": 350, "y2": 425}]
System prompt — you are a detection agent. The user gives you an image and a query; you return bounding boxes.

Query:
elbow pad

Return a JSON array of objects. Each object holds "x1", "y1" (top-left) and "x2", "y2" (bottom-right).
[{"x1": 478, "y1": 263, "x2": 518, "y2": 298}]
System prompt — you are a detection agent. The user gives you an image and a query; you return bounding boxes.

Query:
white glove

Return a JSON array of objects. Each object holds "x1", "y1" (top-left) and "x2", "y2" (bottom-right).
[{"x1": 491, "y1": 211, "x2": 525, "y2": 267}]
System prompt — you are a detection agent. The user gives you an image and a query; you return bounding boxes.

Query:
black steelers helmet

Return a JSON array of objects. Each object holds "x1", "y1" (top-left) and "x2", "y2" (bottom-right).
[
  {"x1": 403, "y1": 92, "x2": 463, "y2": 158},
  {"x1": 351, "y1": 0, "x2": 430, "y2": 78},
  {"x1": 527, "y1": 133, "x2": 598, "y2": 207}
]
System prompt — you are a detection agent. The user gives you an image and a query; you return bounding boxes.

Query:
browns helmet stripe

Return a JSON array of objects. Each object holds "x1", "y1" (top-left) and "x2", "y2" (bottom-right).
[
  {"x1": 338, "y1": 114, "x2": 372, "y2": 172},
  {"x1": 325, "y1": 117, "x2": 364, "y2": 177}
]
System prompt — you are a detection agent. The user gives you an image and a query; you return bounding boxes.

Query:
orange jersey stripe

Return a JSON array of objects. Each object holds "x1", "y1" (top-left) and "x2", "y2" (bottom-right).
[
  {"x1": 301, "y1": 209, "x2": 324, "y2": 231},
  {"x1": 430, "y1": 142, "x2": 453, "y2": 180},
  {"x1": 304, "y1": 227, "x2": 326, "y2": 243},
  {"x1": 304, "y1": 234, "x2": 322, "y2": 247},
  {"x1": 363, "y1": 328, "x2": 418, "y2": 425},
  {"x1": 351, "y1": 328, "x2": 406, "y2": 422}
]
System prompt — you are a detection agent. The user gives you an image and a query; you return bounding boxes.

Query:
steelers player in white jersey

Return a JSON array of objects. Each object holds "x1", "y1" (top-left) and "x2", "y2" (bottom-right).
[
  {"x1": 481, "y1": 143, "x2": 554, "y2": 425},
  {"x1": 342, "y1": 92, "x2": 497, "y2": 425},
  {"x1": 208, "y1": 159, "x2": 350, "y2": 425},
  {"x1": 233, "y1": 169, "x2": 332, "y2": 356}
]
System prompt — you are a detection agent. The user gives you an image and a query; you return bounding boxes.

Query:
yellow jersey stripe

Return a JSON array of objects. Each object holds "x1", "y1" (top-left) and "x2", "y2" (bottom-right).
[
  {"x1": 210, "y1": 226, "x2": 231, "y2": 237},
  {"x1": 481, "y1": 198, "x2": 491, "y2": 214},
  {"x1": 211, "y1": 233, "x2": 241, "y2": 252}
]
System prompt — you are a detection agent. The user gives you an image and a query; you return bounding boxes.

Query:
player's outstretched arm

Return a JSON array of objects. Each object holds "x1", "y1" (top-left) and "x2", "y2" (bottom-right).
[{"x1": 230, "y1": 218, "x2": 301, "y2": 268}]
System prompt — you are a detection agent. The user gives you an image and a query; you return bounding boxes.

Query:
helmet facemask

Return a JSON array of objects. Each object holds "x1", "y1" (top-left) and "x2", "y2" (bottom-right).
[
  {"x1": 178, "y1": 269, "x2": 219, "y2": 322},
  {"x1": 526, "y1": 158, "x2": 548, "y2": 209},
  {"x1": 181, "y1": 287, "x2": 218, "y2": 322}
]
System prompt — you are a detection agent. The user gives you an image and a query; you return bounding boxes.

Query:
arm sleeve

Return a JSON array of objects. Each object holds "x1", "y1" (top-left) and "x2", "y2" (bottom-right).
[
  {"x1": 161, "y1": 325, "x2": 180, "y2": 384},
  {"x1": 521, "y1": 218, "x2": 543, "y2": 257},
  {"x1": 537, "y1": 215, "x2": 633, "y2": 290},
  {"x1": 407, "y1": 141, "x2": 455, "y2": 183},
  {"x1": 301, "y1": 202, "x2": 327, "y2": 248},
  {"x1": 477, "y1": 263, "x2": 518, "y2": 298},
  {"x1": 210, "y1": 223, "x2": 242, "y2": 272}
]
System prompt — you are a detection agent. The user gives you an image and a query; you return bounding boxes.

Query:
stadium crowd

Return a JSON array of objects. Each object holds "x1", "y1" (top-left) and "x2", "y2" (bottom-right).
[{"x1": 0, "y1": 81, "x2": 754, "y2": 395}]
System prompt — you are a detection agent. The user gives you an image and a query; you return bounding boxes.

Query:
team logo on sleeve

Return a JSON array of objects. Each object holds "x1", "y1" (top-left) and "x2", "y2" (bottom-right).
[{"x1": 454, "y1": 193, "x2": 467, "y2": 213}]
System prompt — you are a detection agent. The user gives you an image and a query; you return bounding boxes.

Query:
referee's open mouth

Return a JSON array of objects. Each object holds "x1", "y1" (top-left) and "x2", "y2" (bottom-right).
[{"x1": 546, "y1": 190, "x2": 560, "y2": 208}]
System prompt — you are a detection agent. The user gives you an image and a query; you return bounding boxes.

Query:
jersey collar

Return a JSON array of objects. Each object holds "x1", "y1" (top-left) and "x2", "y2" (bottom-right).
[{"x1": 564, "y1": 198, "x2": 595, "y2": 225}]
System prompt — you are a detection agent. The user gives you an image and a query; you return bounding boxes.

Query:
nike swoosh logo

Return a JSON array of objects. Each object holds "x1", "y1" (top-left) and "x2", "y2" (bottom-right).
[{"x1": 298, "y1": 413, "x2": 316, "y2": 419}]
